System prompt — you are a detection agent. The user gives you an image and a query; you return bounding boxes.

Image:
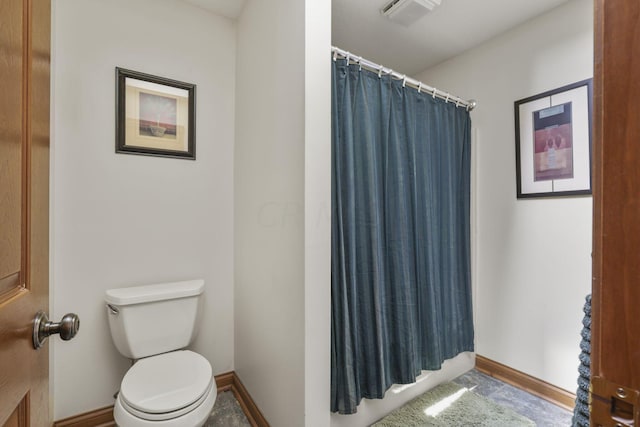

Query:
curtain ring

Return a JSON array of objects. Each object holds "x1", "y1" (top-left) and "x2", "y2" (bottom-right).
[
  {"x1": 333, "y1": 51, "x2": 338, "y2": 62},
  {"x1": 456, "y1": 99, "x2": 461, "y2": 108},
  {"x1": 402, "y1": 75, "x2": 406, "y2": 88},
  {"x1": 358, "y1": 57, "x2": 362, "y2": 71},
  {"x1": 445, "y1": 93, "x2": 450, "y2": 103},
  {"x1": 345, "y1": 54, "x2": 350, "y2": 65},
  {"x1": 378, "y1": 65, "x2": 383, "y2": 78},
  {"x1": 418, "y1": 82, "x2": 422, "y2": 93},
  {"x1": 432, "y1": 88, "x2": 437, "y2": 99}
]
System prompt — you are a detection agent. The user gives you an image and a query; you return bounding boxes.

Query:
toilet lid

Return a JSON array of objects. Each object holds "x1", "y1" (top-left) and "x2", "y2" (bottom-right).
[{"x1": 120, "y1": 350, "x2": 212, "y2": 414}]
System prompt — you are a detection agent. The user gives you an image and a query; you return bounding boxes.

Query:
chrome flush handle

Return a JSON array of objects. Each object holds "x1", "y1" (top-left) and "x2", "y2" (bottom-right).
[{"x1": 33, "y1": 311, "x2": 80, "y2": 349}]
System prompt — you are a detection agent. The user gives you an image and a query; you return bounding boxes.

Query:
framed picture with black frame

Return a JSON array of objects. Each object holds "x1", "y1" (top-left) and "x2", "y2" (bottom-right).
[
  {"x1": 116, "y1": 67, "x2": 196, "y2": 160},
  {"x1": 514, "y1": 79, "x2": 592, "y2": 198}
]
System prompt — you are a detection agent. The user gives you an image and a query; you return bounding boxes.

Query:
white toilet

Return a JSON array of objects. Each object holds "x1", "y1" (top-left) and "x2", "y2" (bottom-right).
[{"x1": 105, "y1": 279, "x2": 217, "y2": 427}]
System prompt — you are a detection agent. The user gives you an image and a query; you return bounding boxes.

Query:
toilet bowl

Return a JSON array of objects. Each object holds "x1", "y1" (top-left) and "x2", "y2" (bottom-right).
[
  {"x1": 105, "y1": 280, "x2": 216, "y2": 427},
  {"x1": 114, "y1": 350, "x2": 216, "y2": 427}
]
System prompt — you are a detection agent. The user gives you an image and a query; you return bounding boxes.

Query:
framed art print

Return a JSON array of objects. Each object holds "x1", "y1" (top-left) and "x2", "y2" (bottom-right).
[
  {"x1": 514, "y1": 79, "x2": 592, "y2": 198},
  {"x1": 116, "y1": 67, "x2": 196, "y2": 160}
]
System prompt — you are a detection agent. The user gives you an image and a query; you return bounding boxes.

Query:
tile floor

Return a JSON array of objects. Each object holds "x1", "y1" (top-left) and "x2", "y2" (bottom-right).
[
  {"x1": 205, "y1": 369, "x2": 575, "y2": 426},
  {"x1": 205, "y1": 391, "x2": 252, "y2": 427},
  {"x1": 453, "y1": 369, "x2": 574, "y2": 427}
]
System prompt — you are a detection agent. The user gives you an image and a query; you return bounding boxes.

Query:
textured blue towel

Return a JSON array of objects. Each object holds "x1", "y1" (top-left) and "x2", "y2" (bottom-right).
[
  {"x1": 579, "y1": 338, "x2": 591, "y2": 354},
  {"x1": 572, "y1": 294, "x2": 591, "y2": 427},
  {"x1": 579, "y1": 352, "x2": 590, "y2": 367}
]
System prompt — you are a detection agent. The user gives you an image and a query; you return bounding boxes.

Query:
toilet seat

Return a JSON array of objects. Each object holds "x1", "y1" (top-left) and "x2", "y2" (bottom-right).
[
  {"x1": 120, "y1": 380, "x2": 214, "y2": 421},
  {"x1": 114, "y1": 382, "x2": 217, "y2": 427},
  {"x1": 119, "y1": 350, "x2": 213, "y2": 421}
]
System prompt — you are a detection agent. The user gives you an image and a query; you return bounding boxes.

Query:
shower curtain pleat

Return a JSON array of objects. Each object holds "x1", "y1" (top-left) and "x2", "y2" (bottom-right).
[{"x1": 331, "y1": 59, "x2": 475, "y2": 415}]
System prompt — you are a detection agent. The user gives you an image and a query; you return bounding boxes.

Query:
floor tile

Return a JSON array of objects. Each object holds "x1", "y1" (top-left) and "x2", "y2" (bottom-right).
[
  {"x1": 205, "y1": 391, "x2": 252, "y2": 427},
  {"x1": 207, "y1": 370, "x2": 574, "y2": 426},
  {"x1": 453, "y1": 370, "x2": 573, "y2": 427}
]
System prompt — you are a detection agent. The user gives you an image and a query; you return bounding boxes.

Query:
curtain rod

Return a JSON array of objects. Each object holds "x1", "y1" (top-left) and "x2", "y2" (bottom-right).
[{"x1": 332, "y1": 46, "x2": 477, "y2": 111}]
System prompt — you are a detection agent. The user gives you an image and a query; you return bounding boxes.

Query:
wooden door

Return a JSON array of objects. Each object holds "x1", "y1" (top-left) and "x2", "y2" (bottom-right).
[
  {"x1": 591, "y1": 1, "x2": 640, "y2": 426},
  {"x1": 0, "y1": 0, "x2": 51, "y2": 426}
]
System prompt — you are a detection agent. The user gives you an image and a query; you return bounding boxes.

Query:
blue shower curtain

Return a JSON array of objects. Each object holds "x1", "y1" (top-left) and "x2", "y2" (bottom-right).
[{"x1": 331, "y1": 58, "x2": 474, "y2": 414}]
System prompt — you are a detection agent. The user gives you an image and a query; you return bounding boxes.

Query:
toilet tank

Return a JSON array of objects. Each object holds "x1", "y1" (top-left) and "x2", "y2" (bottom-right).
[{"x1": 105, "y1": 279, "x2": 204, "y2": 360}]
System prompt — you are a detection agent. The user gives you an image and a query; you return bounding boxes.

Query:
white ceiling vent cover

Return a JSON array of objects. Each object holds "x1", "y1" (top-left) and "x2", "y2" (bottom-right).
[{"x1": 381, "y1": 0, "x2": 442, "y2": 27}]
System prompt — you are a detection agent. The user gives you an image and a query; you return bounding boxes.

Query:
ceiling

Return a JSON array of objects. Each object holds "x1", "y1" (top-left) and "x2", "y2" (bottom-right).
[
  {"x1": 181, "y1": 0, "x2": 571, "y2": 75},
  {"x1": 333, "y1": 0, "x2": 571, "y2": 75},
  {"x1": 180, "y1": 0, "x2": 245, "y2": 19}
]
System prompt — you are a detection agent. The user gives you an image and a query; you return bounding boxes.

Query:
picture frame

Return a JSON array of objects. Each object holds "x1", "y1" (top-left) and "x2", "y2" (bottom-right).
[
  {"x1": 116, "y1": 67, "x2": 196, "y2": 160},
  {"x1": 514, "y1": 79, "x2": 592, "y2": 198}
]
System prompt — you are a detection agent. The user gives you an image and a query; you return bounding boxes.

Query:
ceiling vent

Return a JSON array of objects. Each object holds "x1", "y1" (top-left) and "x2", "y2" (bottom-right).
[{"x1": 381, "y1": 0, "x2": 442, "y2": 27}]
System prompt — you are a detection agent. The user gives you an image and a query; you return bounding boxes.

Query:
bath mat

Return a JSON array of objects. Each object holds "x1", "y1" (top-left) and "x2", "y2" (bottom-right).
[{"x1": 371, "y1": 382, "x2": 535, "y2": 426}]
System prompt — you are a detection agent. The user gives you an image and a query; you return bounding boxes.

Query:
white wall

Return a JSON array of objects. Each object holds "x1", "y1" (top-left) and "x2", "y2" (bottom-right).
[
  {"x1": 234, "y1": 0, "x2": 305, "y2": 425},
  {"x1": 415, "y1": 0, "x2": 593, "y2": 392},
  {"x1": 304, "y1": 0, "x2": 332, "y2": 425},
  {"x1": 51, "y1": 0, "x2": 235, "y2": 419},
  {"x1": 234, "y1": 0, "x2": 332, "y2": 425}
]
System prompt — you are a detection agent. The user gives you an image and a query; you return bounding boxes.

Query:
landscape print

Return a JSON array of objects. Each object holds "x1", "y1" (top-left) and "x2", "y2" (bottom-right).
[{"x1": 138, "y1": 92, "x2": 177, "y2": 139}]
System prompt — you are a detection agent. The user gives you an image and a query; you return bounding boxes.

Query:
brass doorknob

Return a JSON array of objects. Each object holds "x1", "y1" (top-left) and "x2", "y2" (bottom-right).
[{"x1": 33, "y1": 311, "x2": 80, "y2": 349}]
